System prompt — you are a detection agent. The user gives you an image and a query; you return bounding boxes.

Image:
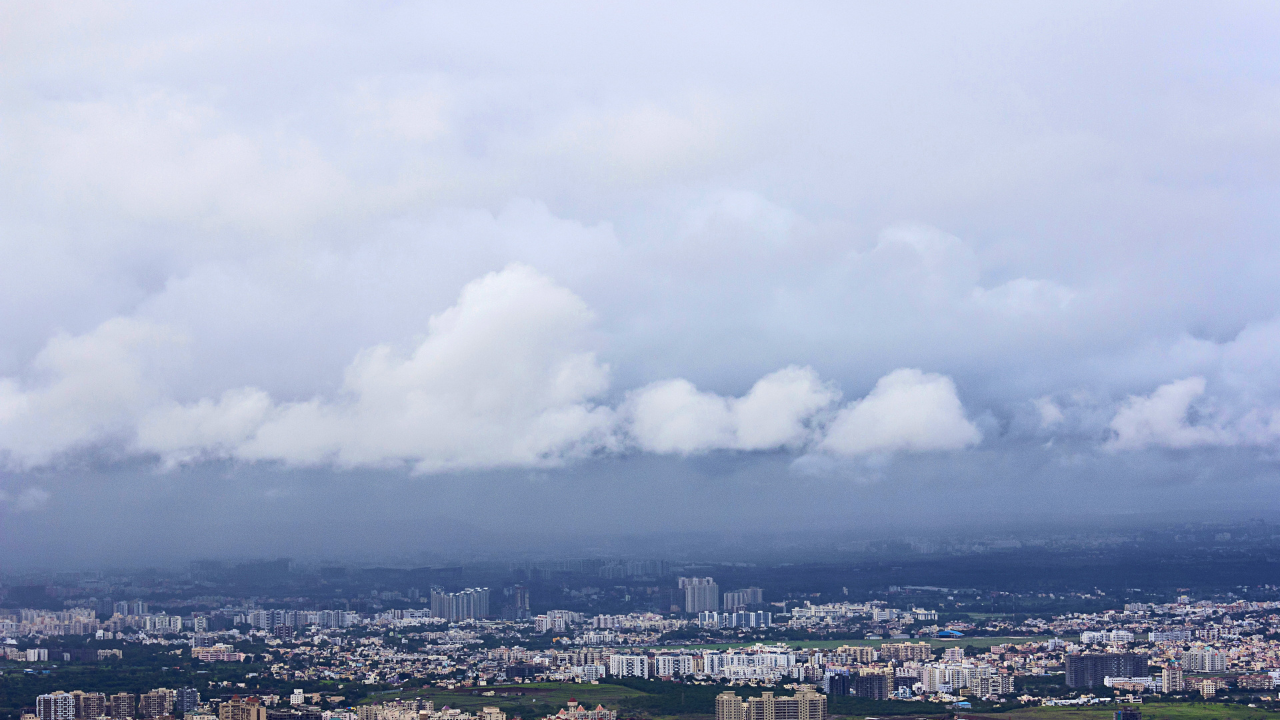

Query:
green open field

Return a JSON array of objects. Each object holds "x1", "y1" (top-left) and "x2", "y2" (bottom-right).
[{"x1": 962, "y1": 703, "x2": 1280, "y2": 720}]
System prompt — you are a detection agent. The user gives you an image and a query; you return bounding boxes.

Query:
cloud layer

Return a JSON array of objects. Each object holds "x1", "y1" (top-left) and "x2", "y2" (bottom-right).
[
  {"x1": 3, "y1": 4, "x2": 1280, "y2": 541},
  {"x1": 0, "y1": 266, "x2": 990, "y2": 471}
]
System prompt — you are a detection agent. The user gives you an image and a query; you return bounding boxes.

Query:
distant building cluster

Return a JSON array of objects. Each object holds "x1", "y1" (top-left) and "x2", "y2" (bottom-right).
[
  {"x1": 429, "y1": 589, "x2": 489, "y2": 622},
  {"x1": 12, "y1": 563, "x2": 1280, "y2": 719},
  {"x1": 34, "y1": 689, "x2": 199, "y2": 720}
]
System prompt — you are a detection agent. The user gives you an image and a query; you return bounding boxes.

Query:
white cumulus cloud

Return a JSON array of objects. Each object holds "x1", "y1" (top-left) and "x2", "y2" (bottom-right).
[
  {"x1": 0, "y1": 318, "x2": 183, "y2": 467},
  {"x1": 819, "y1": 369, "x2": 982, "y2": 456},
  {"x1": 1105, "y1": 376, "x2": 1233, "y2": 451},
  {"x1": 0, "y1": 262, "x2": 989, "y2": 473},
  {"x1": 141, "y1": 264, "x2": 617, "y2": 472},
  {"x1": 625, "y1": 366, "x2": 838, "y2": 454}
]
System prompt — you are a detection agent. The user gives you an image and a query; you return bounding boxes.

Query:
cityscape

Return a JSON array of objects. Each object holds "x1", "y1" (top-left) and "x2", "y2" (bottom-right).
[{"x1": 6, "y1": 529, "x2": 1280, "y2": 720}]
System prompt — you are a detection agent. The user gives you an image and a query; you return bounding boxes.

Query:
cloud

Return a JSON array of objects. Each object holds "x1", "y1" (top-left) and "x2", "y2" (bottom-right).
[
  {"x1": 625, "y1": 366, "x2": 838, "y2": 454},
  {"x1": 139, "y1": 264, "x2": 617, "y2": 472},
  {"x1": 0, "y1": 318, "x2": 182, "y2": 467},
  {"x1": 0, "y1": 487, "x2": 51, "y2": 512},
  {"x1": 625, "y1": 365, "x2": 983, "y2": 460},
  {"x1": 136, "y1": 388, "x2": 275, "y2": 467},
  {"x1": 1105, "y1": 377, "x2": 1234, "y2": 451},
  {"x1": 1033, "y1": 396, "x2": 1065, "y2": 428},
  {"x1": 15, "y1": 487, "x2": 51, "y2": 511},
  {"x1": 819, "y1": 369, "x2": 982, "y2": 456},
  {"x1": 0, "y1": 262, "x2": 988, "y2": 471},
  {"x1": 27, "y1": 93, "x2": 350, "y2": 234}
]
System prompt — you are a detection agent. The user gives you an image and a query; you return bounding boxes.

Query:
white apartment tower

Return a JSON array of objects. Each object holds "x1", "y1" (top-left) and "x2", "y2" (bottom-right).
[{"x1": 681, "y1": 577, "x2": 719, "y2": 613}]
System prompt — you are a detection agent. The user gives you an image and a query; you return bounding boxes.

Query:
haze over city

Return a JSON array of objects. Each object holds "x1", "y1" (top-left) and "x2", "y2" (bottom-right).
[{"x1": 3, "y1": 3, "x2": 1280, "y2": 565}]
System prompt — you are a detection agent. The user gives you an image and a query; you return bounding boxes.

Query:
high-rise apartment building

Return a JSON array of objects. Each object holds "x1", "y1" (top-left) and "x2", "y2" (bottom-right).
[
  {"x1": 37, "y1": 693, "x2": 76, "y2": 720},
  {"x1": 608, "y1": 654, "x2": 649, "y2": 678},
  {"x1": 878, "y1": 642, "x2": 932, "y2": 661},
  {"x1": 219, "y1": 698, "x2": 266, "y2": 720},
  {"x1": 716, "y1": 688, "x2": 825, "y2": 720},
  {"x1": 430, "y1": 588, "x2": 490, "y2": 621},
  {"x1": 138, "y1": 690, "x2": 174, "y2": 719},
  {"x1": 723, "y1": 588, "x2": 764, "y2": 610},
  {"x1": 1162, "y1": 665, "x2": 1184, "y2": 693},
  {"x1": 71, "y1": 692, "x2": 107, "y2": 720},
  {"x1": 971, "y1": 674, "x2": 1016, "y2": 697},
  {"x1": 716, "y1": 692, "x2": 746, "y2": 720},
  {"x1": 513, "y1": 585, "x2": 530, "y2": 619},
  {"x1": 109, "y1": 694, "x2": 136, "y2": 720},
  {"x1": 1182, "y1": 648, "x2": 1225, "y2": 673},
  {"x1": 681, "y1": 577, "x2": 719, "y2": 614},
  {"x1": 174, "y1": 689, "x2": 200, "y2": 714},
  {"x1": 1065, "y1": 654, "x2": 1148, "y2": 688}
]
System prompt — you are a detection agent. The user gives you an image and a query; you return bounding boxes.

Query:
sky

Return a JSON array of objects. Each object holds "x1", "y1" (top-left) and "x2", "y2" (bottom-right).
[{"x1": 3, "y1": 2, "x2": 1280, "y2": 566}]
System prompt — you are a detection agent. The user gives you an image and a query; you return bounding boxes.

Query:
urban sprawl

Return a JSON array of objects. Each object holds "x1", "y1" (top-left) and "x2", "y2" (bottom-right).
[{"x1": 8, "y1": 573, "x2": 1280, "y2": 720}]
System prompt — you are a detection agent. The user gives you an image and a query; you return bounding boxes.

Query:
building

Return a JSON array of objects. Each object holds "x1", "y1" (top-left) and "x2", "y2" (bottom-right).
[
  {"x1": 852, "y1": 673, "x2": 891, "y2": 700},
  {"x1": 572, "y1": 665, "x2": 607, "y2": 682},
  {"x1": 1161, "y1": 665, "x2": 1184, "y2": 693},
  {"x1": 430, "y1": 588, "x2": 490, "y2": 621},
  {"x1": 715, "y1": 688, "x2": 826, "y2": 720},
  {"x1": 138, "y1": 691, "x2": 174, "y2": 719},
  {"x1": 704, "y1": 648, "x2": 796, "y2": 680},
  {"x1": 1182, "y1": 648, "x2": 1226, "y2": 673},
  {"x1": 220, "y1": 698, "x2": 267, "y2": 720},
  {"x1": 110, "y1": 694, "x2": 137, "y2": 720},
  {"x1": 72, "y1": 692, "x2": 107, "y2": 719},
  {"x1": 545, "y1": 701, "x2": 613, "y2": 720},
  {"x1": 830, "y1": 646, "x2": 877, "y2": 664},
  {"x1": 175, "y1": 689, "x2": 200, "y2": 714},
  {"x1": 1081, "y1": 630, "x2": 1135, "y2": 645},
  {"x1": 1238, "y1": 675, "x2": 1275, "y2": 691},
  {"x1": 608, "y1": 654, "x2": 649, "y2": 678},
  {"x1": 723, "y1": 588, "x2": 764, "y2": 610},
  {"x1": 681, "y1": 578, "x2": 719, "y2": 614},
  {"x1": 509, "y1": 585, "x2": 531, "y2": 620},
  {"x1": 1115, "y1": 707, "x2": 1141, "y2": 720},
  {"x1": 1149, "y1": 630, "x2": 1193, "y2": 643},
  {"x1": 192, "y1": 644, "x2": 246, "y2": 662},
  {"x1": 1188, "y1": 677, "x2": 1229, "y2": 698},
  {"x1": 653, "y1": 655, "x2": 694, "y2": 677},
  {"x1": 716, "y1": 693, "x2": 746, "y2": 720},
  {"x1": 922, "y1": 666, "x2": 949, "y2": 694},
  {"x1": 879, "y1": 642, "x2": 932, "y2": 662},
  {"x1": 971, "y1": 674, "x2": 1016, "y2": 697},
  {"x1": 824, "y1": 672, "x2": 850, "y2": 697},
  {"x1": 699, "y1": 611, "x2": 772, "y2": 629},
  {"x1": 1065, "y1": 653, "x2": 1148, "y2": 689},
  {"x1": 37, "y1": 693, "x2": 75, "y2": 720}
]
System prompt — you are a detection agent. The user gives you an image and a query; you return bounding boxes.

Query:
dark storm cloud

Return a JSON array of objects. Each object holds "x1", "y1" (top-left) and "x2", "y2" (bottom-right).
[{"x1": 2, "y1": 2, "x2": 1280, "y2": 559}]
